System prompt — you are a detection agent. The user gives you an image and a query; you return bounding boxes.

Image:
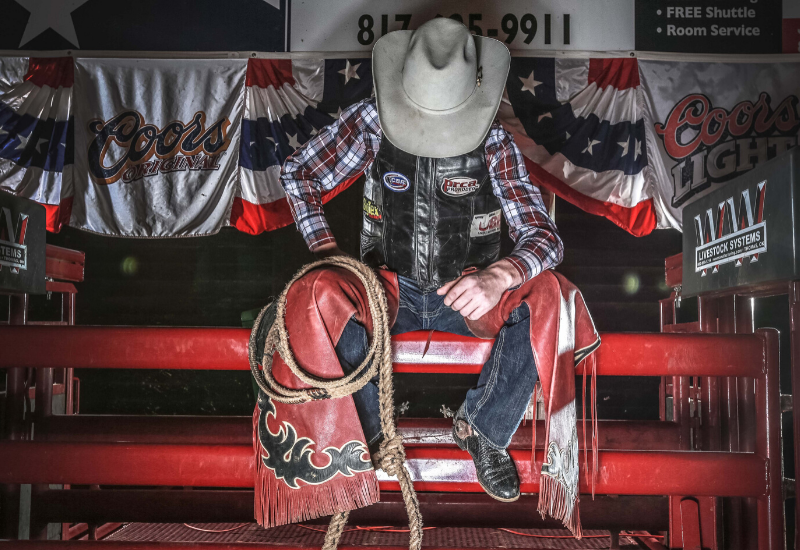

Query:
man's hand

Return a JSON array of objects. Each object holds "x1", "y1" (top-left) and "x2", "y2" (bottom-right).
[
  {"x1": 313, "y1": 241, "x2": 351, "y2": 259},
  {"x1": 437, "y1": 260, "x2": 523, "y2": 320}
]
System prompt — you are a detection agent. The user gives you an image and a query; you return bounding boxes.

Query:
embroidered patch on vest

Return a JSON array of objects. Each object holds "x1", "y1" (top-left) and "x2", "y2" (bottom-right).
[
  {"x1": 363, "y1": 197, "x2": 382, "y2": 221},
  {"x1": 470, "y1": 210, "x2": 502, "y2": 237},
  {"x1": 382, "y1": 172, "x2": 410, "y2": 192},
  {"x1": 441, "y1": 177, "x2": 480, "y2": 197}
]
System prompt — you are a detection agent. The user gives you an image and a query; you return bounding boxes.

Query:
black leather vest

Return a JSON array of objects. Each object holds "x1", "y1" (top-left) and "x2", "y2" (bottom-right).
[{"x1": 361, "y1": 137, "x2": 502, "y2": 290}]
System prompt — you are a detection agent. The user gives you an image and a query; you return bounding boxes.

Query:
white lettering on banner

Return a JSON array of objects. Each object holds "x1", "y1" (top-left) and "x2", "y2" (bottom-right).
[{"x1": 290, "y1": 0, "x2": 634, "y2": 51}]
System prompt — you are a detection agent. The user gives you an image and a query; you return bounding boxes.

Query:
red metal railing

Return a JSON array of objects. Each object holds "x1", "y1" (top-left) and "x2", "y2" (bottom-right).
[
  {"x1": 660, "y1": 252, "x2": 791, "y2": 550},
  {"x1": 0, "y1": 326, "x2": 768, "y2": 376},
  {"x1": 2, "y1": 244, "x2": 85, "y2": 542},
  {"x1": 0, "y1": 325, "x2": 784, "y2": 549}
]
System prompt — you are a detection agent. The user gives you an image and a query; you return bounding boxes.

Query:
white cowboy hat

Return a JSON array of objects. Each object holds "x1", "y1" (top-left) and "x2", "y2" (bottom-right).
[{"x1": 372, "y1": 18, "x2": 511, "y2": 159}]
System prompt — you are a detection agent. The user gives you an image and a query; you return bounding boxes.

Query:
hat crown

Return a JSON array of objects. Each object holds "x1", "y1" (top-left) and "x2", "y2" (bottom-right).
[{"x1": 401, "y1": 19, "x2": 477, "y2": 112}]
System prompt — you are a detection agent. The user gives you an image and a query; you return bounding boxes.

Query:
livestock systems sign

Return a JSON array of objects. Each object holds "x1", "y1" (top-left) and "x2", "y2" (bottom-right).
[
  {"x1": 682, "y1": 146, "x2": 800, "y2": 296},
  {"x1": 0, "y1": 191, "x2": 46, "y2": 294},
  {"x1": 635, "y1": 0, "x2": 782, "y2": 53}
]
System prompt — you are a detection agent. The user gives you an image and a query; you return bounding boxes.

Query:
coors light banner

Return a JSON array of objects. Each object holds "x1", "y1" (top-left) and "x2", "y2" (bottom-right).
[{"x1": 639, "y1": 60, "x2": 800, "y2": 226}]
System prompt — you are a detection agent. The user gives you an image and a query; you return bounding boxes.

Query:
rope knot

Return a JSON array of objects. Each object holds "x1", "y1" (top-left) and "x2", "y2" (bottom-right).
[{"x1": 374, "y1": 434, "x2": 406, "y2": 477}]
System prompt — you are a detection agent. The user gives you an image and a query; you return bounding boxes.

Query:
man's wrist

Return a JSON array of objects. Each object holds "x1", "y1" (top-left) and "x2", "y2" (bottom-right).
[
  {"x1": 311, "y1": 241, "x2": 345, "y2": 260},
  {"x1": 486, "y1": 259, "x2": 523, "y2": 290}
]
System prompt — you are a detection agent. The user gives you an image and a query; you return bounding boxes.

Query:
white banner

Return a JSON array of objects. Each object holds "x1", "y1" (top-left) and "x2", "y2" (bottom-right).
[
  {"x1": 290, "y1": 0, "x2": 635, "y2": 52},
  {"x1": 640, "y1": 60, "x2": 800, "y2": 226},
  {"x1": 72, "y1": 58, "x2": 247, "y2": 237}
]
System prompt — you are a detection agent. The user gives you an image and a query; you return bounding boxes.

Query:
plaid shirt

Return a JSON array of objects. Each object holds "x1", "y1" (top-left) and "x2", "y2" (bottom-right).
[{"x1": 281, "y1": 98, "x2": 563, "y2": 282}]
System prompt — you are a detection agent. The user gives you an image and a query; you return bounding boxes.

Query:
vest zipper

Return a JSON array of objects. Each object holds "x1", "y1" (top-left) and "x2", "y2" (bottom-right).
[
  {"x1": 428, "y1": 157, "x2": 437, "y2": 284},
  {"x1": 413, "y1": 156, "x2": 420, "y2": 282}
]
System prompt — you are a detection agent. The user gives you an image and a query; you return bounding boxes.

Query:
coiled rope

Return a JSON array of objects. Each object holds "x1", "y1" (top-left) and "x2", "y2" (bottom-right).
[{"x1": 249, "y1": 256, "x2": 422, "y2": 550}]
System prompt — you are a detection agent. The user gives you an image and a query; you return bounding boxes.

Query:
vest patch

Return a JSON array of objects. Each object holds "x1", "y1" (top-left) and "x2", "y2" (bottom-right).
[
  {"x1": 382, "y1": 171, "x2": 410, "y2": 192},
  {"x1": 363, "y1": 197, "x2": 382, "y2": 221},
  {"x1": 470, "y1": 210, "x2": 502, "y2": 237},
  {"x1": 441, "y1": 177, "x2": 480, "y2": 197}
]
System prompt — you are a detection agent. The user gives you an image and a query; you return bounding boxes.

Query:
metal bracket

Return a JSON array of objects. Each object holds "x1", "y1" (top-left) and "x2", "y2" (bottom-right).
[{"x1": 673, "y1": 285, "x2": 682, "y2": 309}]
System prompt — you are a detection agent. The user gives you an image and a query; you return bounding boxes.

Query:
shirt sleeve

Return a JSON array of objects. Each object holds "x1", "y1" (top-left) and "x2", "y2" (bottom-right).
[
  {"x1": 485, "y1": 122, "x2": 564, "y2": 283},
  {"x1": 280, "y1": 99, "x2": 382, "y2": 251}
]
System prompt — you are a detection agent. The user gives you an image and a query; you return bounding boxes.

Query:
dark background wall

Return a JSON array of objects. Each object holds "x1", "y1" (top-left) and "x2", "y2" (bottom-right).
[{"x1": 19, "y1": 176, "x2": 684, "y2": 419}]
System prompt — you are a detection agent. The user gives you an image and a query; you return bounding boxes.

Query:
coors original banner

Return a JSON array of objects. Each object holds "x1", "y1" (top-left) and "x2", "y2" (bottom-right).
[
  {"x1": 73, "y1": 58, "x2": 247, "y2": 236},
  {"x1": 639, "y1": 60, "x2": 800, "y2": 226}
]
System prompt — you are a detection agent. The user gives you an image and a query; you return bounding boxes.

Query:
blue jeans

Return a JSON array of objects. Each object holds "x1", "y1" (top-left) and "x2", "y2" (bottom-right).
[{"x1": 335, "y1": 274, "x2": 538, "y2": 450}]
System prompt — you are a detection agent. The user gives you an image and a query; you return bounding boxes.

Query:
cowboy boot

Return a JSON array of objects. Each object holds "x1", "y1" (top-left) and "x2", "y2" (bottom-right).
[{"x1": 451, "y1": 407, "x2": 520, "y2": 502}]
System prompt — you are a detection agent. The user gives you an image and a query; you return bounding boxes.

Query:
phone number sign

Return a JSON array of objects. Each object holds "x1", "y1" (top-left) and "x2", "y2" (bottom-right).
[{"x1": 290, "y1": 0, "x2": 635, "y2": 51}]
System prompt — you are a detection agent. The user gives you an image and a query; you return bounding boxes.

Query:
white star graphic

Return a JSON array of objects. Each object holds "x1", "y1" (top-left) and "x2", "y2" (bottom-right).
[
  {"x1": 518, "y1": 71, "x2": 542, "y2": 96},
  {"x1": 37, "y1": 137, "x2": 49, "y2": 153},
  {"x1": 617, "y1": 139, "x2": 629, "y2": 157},
  {"x1": 261, "y1": 0, "x2": 280, "y2": 8},
  {"x1": 15, "y1": 0, "x2": 90, "y2": 48},
  {"x1": 565, "y1": 131, "x2": 571, "y2": 140},
  {"x1": 634, "y1": 139, "x2": 642, "y2": 160},
  {"x1": 583, "y1": 138, "x2": 601, "y2": 156},
  {"x1": 15, "y1": 131, "x2": 32, "y2": 151},
  {"x1": 338, "y1": 60, "x2": 361, "y2": 85},
  {"x1": 537, "y1": 112, "x2": 552, "y2": 123},
  {"x1": 265, "y1": 134, "x2": 275, "y2": 144},
  {"x1": 287, "y1": 132, "x2": 302, "y2": 149},
  {"x1": 0, "y1": 127, "x2": 8, "y2": 141}
]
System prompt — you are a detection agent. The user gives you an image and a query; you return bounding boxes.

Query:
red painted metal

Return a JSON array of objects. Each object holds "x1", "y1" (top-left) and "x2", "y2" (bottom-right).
[
  {"x1": 755, "y1": 329, "x2": 784, "y2": 550},
  {"x1": 664, "y1": 253, "x2": 682, "y2": 289},
  {"x1": 36, "y1": 415, "x2": 681, "y2": 450},
  {"x1": 1, "y1": 293, "x2": 28, "y2": 539},
  {"x1": 630, "y1": 531, "x2": 669, "y2": 550},
  {"x1": 34, "y1": 368, "x2": 54, "y2": 420},
  {"x1": 590, "y1": 333, "x2": 764, "y2": 378},
  {"x1": 34, "y1": 490, "x2": 668, "y2": 529},
  {"x1": 0, "y1": 441, "x2": 768, "y2": 498},
  {"x1": 44, "y1": 244, "x2": 85, "y2": 282},
  {"x1": 393, "y1": 331, "x2": 492, "y2": 372},
  {"x1": 44, "y1": 244, "x2": 86, "y2": 267},
  {"x1": 678, "y1": 498, "x2": 702, "y2": 550},
  {"x1": 44, "y1": 281, "x2": 78, "y2": 295},
  {"x1": 0, "y1": 327, "x2": 251, "y2": 371},
  {"x1": 791, "y1": 281, "x2": 800, "y2": 550},
  {"x1": 0, "y1": 327, "x2": 767, "y2": 378}
]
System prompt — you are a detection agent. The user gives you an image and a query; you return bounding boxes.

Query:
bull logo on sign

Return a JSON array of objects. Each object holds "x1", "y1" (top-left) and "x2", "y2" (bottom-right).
[
  {"x1": 0, "y1": 207, "x2": 29, "y2": 274},
  {"x1": 694, "y1": 180, "x2": 767, "y2": 276}
]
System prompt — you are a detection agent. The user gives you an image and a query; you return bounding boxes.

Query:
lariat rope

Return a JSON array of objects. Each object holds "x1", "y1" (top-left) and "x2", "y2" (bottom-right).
[{"x1": 248, "y1": 256, "x2": 422, "y2": 550}]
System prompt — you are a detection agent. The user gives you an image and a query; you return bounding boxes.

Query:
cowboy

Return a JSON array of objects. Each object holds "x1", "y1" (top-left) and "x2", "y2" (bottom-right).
[{"x1": 279, "y1": 17, "x2": 563, "y2": 504}]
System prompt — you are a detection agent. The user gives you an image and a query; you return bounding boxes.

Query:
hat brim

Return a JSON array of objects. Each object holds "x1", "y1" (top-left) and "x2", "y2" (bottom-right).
[{"x1": 372, "y1": 30, "x2": 510, "y2": 159}]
